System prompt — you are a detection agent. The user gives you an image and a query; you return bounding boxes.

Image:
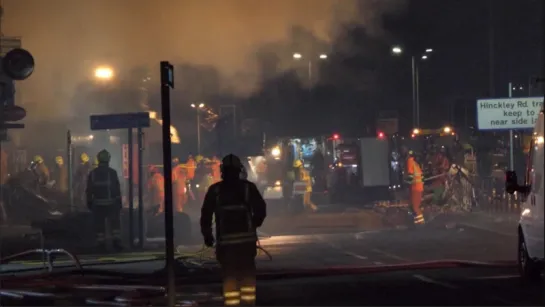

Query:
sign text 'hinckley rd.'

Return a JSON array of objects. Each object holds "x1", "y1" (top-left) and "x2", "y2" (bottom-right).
[{"x1": 476, "y1": 97, "x2": 543, "y2": 130}]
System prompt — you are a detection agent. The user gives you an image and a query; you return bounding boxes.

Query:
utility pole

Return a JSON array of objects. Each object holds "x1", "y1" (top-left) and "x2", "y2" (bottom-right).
[{"x1": 488, "y1": 0, "x2": 495, "y2": 97}]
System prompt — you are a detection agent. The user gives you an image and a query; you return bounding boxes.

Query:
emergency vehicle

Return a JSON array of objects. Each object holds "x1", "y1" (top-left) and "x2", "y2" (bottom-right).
[{"x1": 505, "y1": 107, "x2": 544, "y2": 282}]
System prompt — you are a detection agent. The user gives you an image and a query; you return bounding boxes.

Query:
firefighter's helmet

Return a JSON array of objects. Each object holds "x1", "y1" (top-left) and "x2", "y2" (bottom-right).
[
  {"x1": 55, "y1": 156, "x2": 64, "y2": 165},
  {"x1": 96, "y1": 150, "x2": 111, "y2": 163},
  {"x1": 172, "y1": 157, "x2": 180, "y2": 164},
  {"x1": 195, "y1": 155, "x2": 204, "y2": 163},
  {"x1": 33, "y1": 155, "x2": 44, "y2": 164},
  {"x1": 55, "y1": 156, "x2": 63, "y2": 165},
  {"x1": 221, "y1": 154, "x2": 242, "y2": 172},
  {"x1": 80, "y1": 153, "x2": 90, "y2": 163},
  {"x1": 408, "y1": 150, "x2": 415, "y2": 157},
  {"x1": 293, "y1": 159, "x2": 303, "y2": 168}
]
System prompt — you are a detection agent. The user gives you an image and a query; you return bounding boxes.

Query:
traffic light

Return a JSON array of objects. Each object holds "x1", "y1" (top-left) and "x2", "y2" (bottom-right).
[{"x1": 0, "y1": 48, "x2": 34, "y2": 140}]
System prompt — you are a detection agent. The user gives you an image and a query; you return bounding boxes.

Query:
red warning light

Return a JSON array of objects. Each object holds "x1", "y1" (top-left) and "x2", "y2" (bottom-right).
[
  {"x1": 332, "y1": 134, "x2": 340, "y2": 140},
  {"x1": 378, "y1": 132, "x2": 384, "y2": 139},
  {"x1": 411, "y1": 134, "x2": 416, "y2": 138}
]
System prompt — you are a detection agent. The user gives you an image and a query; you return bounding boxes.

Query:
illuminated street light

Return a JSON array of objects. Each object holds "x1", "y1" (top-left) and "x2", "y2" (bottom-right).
[
  {"x1": 391, "y1": 45, "x2": 435, "y2": 127},
  {"x1": 412, "y1": 128, "x2": 420, "y2": 135},
  {"x1": 94, "y1": 66, "x2": 114, "y2": 80},
  {"x1": 293, "y1": 53, "x2": 302, "y2": 59},
  {"x1": 392, "y1": 46, "x2": 403, "y2": 54},
  {"x1": 191, "y1": 103, "x2": 205, "y2": 109},
  {"x1": 443, "y1": 126, "x2": 452, "y2": 134},
  {"x1": 319, "y1": 54, "x2": 328, "y2": 59},
  {"x1": 192, "y1": 102, "x2": 206, "y2": 154}
]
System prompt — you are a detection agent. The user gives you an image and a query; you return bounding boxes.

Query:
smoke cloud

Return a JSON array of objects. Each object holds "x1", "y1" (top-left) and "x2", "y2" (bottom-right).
[{"x1": 2, "y1": 0, "x2": 406, "y2": 120}]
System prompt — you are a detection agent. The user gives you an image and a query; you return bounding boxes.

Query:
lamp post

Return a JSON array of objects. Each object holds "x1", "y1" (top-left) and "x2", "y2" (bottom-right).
[
  {"x1": 191, "y1": 103, "x2": 205, "y2": 154},
  {"x1": 391, "y1": 46, "x2": 433, "y2": 128},
  {"x1": 292, "y1": 53, "x2": 328, "y2": 85}
]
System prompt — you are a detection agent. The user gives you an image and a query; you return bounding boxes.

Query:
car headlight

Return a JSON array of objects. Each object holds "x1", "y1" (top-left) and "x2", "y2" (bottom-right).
[{"x1": 274, "y1": 180, "x2": 281, "y2": 186}]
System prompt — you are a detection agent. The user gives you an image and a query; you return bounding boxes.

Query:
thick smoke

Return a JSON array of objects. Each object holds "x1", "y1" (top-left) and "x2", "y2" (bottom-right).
[{"x1": 2, "y1": 0, "x2": 406, "y2": 120}]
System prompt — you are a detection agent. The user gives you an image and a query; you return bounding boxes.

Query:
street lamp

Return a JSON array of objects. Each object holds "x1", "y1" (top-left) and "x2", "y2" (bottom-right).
[
  {"x1": 391, "y1": 46, "x2": 434, "y2": 127},
  {"x1": 292, "y1": 52, "x2": 328, "y2": 84},
  {"x1": 94, "y1": 66, "x2": 114, "y2": 81},
  {"x1": 191, "y1": 103, "x2": 205, "y2": 154}
]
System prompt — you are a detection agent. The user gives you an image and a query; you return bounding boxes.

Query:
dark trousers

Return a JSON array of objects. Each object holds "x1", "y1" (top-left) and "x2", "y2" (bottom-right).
[
  {"x1": 217, "y1": 246, "x2": 257, "y2": 306},
  {"x1": 92, "y1": 206, "x2": 121, "y2": 245}
]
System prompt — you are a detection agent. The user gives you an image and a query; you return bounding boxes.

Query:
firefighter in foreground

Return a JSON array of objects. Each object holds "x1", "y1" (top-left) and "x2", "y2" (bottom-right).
[
  {"x1": 86, "y1": 150, "x2": 123, "y2": 250},
  {"x1": 200, "y1": 154, "x2": 267, "y2": 306},
  {"x1": 406, "y1": 150, "x2": 425, "y2": 224}
]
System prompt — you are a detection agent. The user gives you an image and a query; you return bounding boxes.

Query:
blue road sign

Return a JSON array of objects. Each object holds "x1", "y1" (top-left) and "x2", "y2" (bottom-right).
[{"x1": 90, "y1": 112, "x2": 150, "y2": 131}]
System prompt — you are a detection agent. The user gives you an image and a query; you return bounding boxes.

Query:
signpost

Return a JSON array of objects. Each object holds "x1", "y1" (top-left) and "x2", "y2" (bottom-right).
[
  {"x1": 160, "y1": 61, "x2": 176, "y2": 307},
  {"x1": 90, "y1": 112, "x2": 150, "y2": 248}
]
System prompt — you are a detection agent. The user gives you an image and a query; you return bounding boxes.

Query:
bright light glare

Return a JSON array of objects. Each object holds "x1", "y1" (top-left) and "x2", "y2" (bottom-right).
[
  {"x1": 293, "y1": 53, "x2": 302, "y2": 59},
  {"x1": 198, "y1": 103, "x2": 205, "y2": 108},
  {"x1": 426, "y1": 48, "x2": 433, "y2": 53},
  {"x1": 271, "y1": 146, "x2": 281, "y2": 157},
  {"x1": 191, "y1": 103, "x2": 205, "y2": 109},
  {"x1": 537, "y1": 136, "x2": 544, "y2": 144},
  {"x1": 149, "y1": 111, "x2": 157, "y2": 119},
  {"x1": 319, "y1": 54, "x2": 328, "y2": 59},
  {"x1": 274, "y1": 180, "x2": 281, "y2": 186},
  {"x1": 94, "y1": 66, "x2": 114, "y2": 80},
  {"x1": 413, "y1": 128, "x2": 420, "y2": 135},
  {"x1": 88, "y1": 135, "x2": 94, "y2": 140},
  {"x1": 422, "y1": 55, "x2": 428, "y2": 60},
  {"x1": 392, "y1": 46, "x2": 403, "y2": 54},
  {"x1": 443, "y1": 126, "x2": 452, "y2": 133}
]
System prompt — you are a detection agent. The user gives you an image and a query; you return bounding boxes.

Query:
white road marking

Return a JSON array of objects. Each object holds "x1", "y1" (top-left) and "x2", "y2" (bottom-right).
[
  {"x1": 469, "y1": 274, "x2": 520, "y2": 280},
  {"x1": 458, "y1": 223, "x2": 516, "y2": 237},
  {"x1": 344, "y1": 251, "x2": 368, "y2": 260},
  {"x1": 371, "y1": 249, "x2": 411, "y2": 262},
  {"x1": 314, "y1": 235, "x2": 370, "y2": 262},
  {"x1": 413, "y1": 274, "x2": 459, "y2": 289}
]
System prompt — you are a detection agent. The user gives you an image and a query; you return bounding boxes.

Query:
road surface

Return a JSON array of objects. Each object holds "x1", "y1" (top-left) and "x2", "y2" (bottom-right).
[{"x1": 3, "y1": 212, "x2": 542, "y2": 306}]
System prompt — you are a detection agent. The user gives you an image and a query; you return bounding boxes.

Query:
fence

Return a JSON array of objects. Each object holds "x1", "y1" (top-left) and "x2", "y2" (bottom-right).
[{"x1": 473, "y1": 176, "x2": 521, "y2": 215}]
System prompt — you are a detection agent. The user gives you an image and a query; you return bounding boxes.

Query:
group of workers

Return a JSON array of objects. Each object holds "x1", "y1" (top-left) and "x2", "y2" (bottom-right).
[
  {"x1": 147, "y1": 155, "x2": 222, "y2": 214},
  {"x1": 82, "y1": 149, "x2": 265, "y2": 305},
  {"x1": 31, "y1": 153, "x2": 99, "y2": 201}
]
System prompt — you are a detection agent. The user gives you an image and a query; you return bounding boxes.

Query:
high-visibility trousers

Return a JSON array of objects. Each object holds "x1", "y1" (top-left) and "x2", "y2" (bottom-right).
[
  {"x1": 217, "y1": 246, "x2": 257, "y2": 306},
  {"x1": 410, "y1": 189, "x2": 425, "y2": 224}
]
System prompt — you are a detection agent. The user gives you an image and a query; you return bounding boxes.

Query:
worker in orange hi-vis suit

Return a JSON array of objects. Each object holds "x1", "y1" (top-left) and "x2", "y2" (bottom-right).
[
  {"x1": 147, "y1": 166, "x2": 165, "y2": 214},
  {"x1": 406, "y1": 151, "x2": 425, "y2": 225},
  {"x1": 186, "y1": 155, "x2": 196, "y2": 181},
  {"x1": 211, "y1": 156, "x2": 221, "y2": 184},
  {"x1": 172, "y1": 159, "x2": 187, "y2": 213}
]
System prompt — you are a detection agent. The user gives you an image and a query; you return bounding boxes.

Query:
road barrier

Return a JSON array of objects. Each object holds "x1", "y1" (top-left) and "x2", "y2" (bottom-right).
[{"x1": 475, "y1": 176, "x2": 521, "y2": 215}]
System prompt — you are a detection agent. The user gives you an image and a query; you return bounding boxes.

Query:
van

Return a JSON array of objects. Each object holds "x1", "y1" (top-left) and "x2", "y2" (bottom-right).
[{"x1": 505, "y1": 108, "x2": 544, "y2": 282}]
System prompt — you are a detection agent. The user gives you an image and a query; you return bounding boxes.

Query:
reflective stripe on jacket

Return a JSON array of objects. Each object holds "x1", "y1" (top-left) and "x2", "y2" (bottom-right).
[{"x1": 407, "y1": 157, "x2": 424, "y2": 192}]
